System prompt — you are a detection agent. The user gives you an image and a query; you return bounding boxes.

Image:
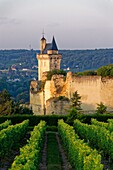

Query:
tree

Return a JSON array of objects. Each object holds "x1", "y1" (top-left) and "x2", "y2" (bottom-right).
[
  {"x1": 96, "y1": 102, "x2": 107, "y2": 114},
  {"x1": 0, "y1": 89, "x2": 11, "y2": 104},
  {"x1": 0, "y1": 90, "x2": 33, "y2": 115},
  {"x1": 70, "y1": 91, "x2": 82, "y2": 110},
  {"x1": 97, "y1": 64, "x2": 113, "y2": 77},
  {"x1": 0, "y1": 90, "x2": 14, "y2": 115},
  {"x1": 66, "y1": 107, "x2": 80, "y2": 124}
]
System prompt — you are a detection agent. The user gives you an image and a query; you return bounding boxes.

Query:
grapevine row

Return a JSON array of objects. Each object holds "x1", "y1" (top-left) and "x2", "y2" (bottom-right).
[
  {"x1": 107, "y1": 119, "x2": 113, "y2": 132},
  {"x1": 0, "y1": 119, "x2": 29, "y2": 158},
  {"x1": 10, "y1": 120, "x2": 46, "y2": 170},
  {"x1": 58, "y1": 119, "x2": 103, "y2": 170},
  {"x1": 91, "y1": 118, "x2": 113, "y2": 132},
  {"x1": 0, "y1": 120, "x2": 11, "y2": 131},
  {"x1": 74, "y1": 119, "x2": 113, "y2": 159}
]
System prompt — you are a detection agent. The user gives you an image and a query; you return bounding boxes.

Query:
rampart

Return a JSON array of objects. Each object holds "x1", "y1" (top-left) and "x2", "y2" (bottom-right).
[{"x1": 30, "y1": 72, "x2": 113, "y2": 115}]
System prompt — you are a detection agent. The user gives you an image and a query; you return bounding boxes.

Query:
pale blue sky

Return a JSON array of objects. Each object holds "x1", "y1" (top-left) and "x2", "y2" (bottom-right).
[{"x1": 0, "y1": 0, "x2": 113, "y2": 49}]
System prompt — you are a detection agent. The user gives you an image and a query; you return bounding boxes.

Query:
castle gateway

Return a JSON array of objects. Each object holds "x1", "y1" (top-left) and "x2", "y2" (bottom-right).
[{"x1": 30, "y1": 36, "x2": 113, "y2": 115}]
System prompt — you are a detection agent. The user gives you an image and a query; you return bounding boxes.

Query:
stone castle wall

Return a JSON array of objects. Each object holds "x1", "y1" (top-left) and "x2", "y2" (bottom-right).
[
  {"x1": 70, "y1": 75, "x2": 101, "y2": 110},
  {"x1": 30, "y1": 72, "x2": 113, "y2": 115},
  {"x1": 100, "y1": 78, "x2": 113, "y2": 110},
  {"x1": 46, "y1": 98, "x2": 70, "y2": 115},
  {"x1": 30, "y1": 81, "x2": 45, "y2": 115}
]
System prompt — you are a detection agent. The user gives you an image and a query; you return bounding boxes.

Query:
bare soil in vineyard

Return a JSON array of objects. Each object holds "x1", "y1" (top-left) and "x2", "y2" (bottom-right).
[{"x1": 0, "y1": 131, "x2": 30, "y2": 170}]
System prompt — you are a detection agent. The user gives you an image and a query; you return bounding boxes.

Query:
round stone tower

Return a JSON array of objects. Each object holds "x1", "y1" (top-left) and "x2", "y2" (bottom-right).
[{"x1": 40, "y1": 36, "x2": 46, "y2": 54}]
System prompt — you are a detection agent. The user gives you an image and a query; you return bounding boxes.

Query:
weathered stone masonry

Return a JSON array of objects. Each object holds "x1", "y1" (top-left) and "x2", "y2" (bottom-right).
[
  {"x1": 30, "y1": 36, "x2": 113, "y2": 115},
  {"x1": 30, "y1": 72, "x2": 113, "y2": 115}
]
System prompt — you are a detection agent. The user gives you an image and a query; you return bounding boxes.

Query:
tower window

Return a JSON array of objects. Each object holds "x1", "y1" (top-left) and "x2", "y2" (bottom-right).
[{"x1": 54, "y1": 63, "x2": 57, "y2": 68}]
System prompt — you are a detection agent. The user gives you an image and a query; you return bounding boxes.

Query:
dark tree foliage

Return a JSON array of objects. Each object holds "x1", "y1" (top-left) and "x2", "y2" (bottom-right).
[
  {"x1": 70, "y1": 91, "x2": 82, "y2": 110},
  {"x1": 66, "y1": 108, "x2": 80, "y2": 124},
  {"x1": 96, "y1": 102, "x2": 107, "y2": 114},
  {"x1": 0, "y1": 90, "x2": 33, "y2": 115},
  {"x1": 0, "y1": 89, "x2": 11, "y2": 104},
  {"x1": 97, "y1": 64, "x2": 113, "y2": 77},
  {"x1": 75, "y1": 70, "x2": 97, "y2": 76}
]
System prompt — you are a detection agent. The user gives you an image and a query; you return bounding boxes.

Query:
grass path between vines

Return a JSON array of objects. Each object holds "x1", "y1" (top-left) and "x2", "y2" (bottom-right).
[
  {"x1": 40, "y1": 131, "x2": 72, "y2": 170},
  {"x1": 47, "y1": 132, "x2": 62, "y2": 170}
]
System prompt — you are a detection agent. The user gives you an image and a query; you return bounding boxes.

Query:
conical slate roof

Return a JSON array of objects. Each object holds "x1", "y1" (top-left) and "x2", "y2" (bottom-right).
[
  {"x1": 42, "y1": 36, "x2": 58, "y2": 54},
  {"x1": 51, "y1": 36, "x2": 58, "y2": 50}
]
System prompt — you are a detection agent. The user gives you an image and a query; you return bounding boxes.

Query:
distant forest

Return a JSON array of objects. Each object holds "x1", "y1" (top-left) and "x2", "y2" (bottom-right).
[
  {"x1": 0, "y1": 48, "x2": 113, "y2": 103},
  {"x1": 1, "y1": 48, "x2": 113, "y2": 72},
  {"x1": 61, "y1": 48, "x2": 113, "y2": 72}
]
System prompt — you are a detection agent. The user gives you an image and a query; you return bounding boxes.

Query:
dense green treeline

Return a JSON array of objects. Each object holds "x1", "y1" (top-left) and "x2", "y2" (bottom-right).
[
  {"x1": 61, "y1": 48, "x2": 113, "y2": 72},
  {"x1": 0, "y1": 50, "x2": 38, "y2": 104},
  {"x1": 1, "y1": 49, "x2": 113, "y2": 72}
]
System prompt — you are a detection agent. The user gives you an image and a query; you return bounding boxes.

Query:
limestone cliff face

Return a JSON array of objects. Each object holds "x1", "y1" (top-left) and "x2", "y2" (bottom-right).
[{"x1": 30, "y1": 72, "x2": 113, "y2": 115}]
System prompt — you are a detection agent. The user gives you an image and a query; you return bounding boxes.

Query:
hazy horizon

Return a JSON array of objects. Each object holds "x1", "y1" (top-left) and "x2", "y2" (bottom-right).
[{"x1": 0, "y1": 0, "x2": 113, "y2": 50}]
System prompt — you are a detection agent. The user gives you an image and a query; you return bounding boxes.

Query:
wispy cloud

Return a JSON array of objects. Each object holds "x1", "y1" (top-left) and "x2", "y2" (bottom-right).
[{"x1": 0, "y1": 17, "x2": 20, "y2": 25}]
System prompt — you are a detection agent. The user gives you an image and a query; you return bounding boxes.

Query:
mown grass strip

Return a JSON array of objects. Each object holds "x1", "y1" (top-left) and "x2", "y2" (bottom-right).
[{"x1": 47, "y1": 132, "x2": 62, "y2": 170}]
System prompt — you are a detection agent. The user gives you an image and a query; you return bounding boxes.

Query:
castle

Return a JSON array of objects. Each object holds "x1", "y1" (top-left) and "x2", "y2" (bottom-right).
[
  {"x1": 30, "y1": 36, "x2": 113, "y2": 115},
  {"x1": 37, "y1": 36, "x2": 62, "y2": 80}
]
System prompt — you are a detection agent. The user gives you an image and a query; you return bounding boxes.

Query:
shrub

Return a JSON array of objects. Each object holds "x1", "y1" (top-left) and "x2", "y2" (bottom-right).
[
  {"x1": 66, "y1": 108, "x2": 80, "y2": 124},
  {"x1": 47, "y1": 69, "x2": 67, "y2": 80},
  {"x1": 97, "y1": 64, "x2": 113, "y2": 77},
  {"x1": 96, "y1": 102, "x2": 107, "y2": 114},
  {"x1": 76, "y1": 70, "x2": 97, "y2": 76},
  {"x1": 0, "y1": 115, "x2": 68, "y2": 126}
]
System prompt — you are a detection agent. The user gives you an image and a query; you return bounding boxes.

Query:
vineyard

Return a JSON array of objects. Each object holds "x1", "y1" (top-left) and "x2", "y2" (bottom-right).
[{"x1": 1, "y1": 118, "x2": 113, "y2": 169}]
